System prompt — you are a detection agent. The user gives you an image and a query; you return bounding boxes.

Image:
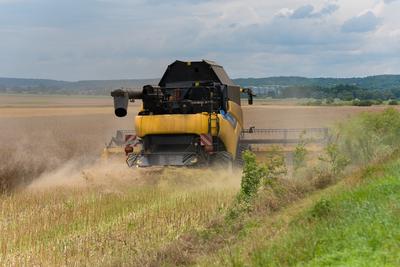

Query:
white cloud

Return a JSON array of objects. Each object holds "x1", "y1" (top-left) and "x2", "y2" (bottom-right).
[
  {"x1": 275, "y1": 2, "x2": 339, "y2": 19},
  {"x1": 275, "y1": 8, "x2": 293, "y2": 18},
  {"x1": 290, "y1": 4, "x2": 315, "y2": 19},
  {"x1": 342, "y1": 11, "x2": 382, "y2": 33},
  {"x1": 0, "y1": 0, "x2": 399, "y2": 80}
]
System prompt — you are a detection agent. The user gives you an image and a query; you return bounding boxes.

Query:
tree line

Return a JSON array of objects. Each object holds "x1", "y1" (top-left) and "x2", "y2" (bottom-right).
[{"x1": 266, "y1": 84, "x2": 400, "y2": 100}]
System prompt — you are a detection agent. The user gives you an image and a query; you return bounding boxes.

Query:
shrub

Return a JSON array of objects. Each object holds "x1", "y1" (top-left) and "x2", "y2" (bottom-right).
[
  {"x1": 336, "y1": 108, "x2": 400, "y2": 165},
  {"x1": 325, "y1": 98, "x2": 334, "y2": 105},
  {"x1": 312, "y1": 168, "x2": 335, "y2": 189},
  {"x1": 263, "y1": 146, "x2": 287, "y2": 183},
  {"x1": 352, "y1": 99, "x2": 373, "y2": 106},
  {"x1": 305, "y1": 100, "x2": 322, "y2": 106},
  {"x1": 388, "y1": 99, "x2": 398, "y2": 105},
  {"x1": 318, "y1": 143, "x2": 349, "y2": 177},
  {"x1": 309, "y1": 198, "x2": 332, "y2": 218},
  {"x1": 229, "y1": 150, "x2": 287, "y2": 218},
  {"x1": 237, "y1": 151, "x2": 268, "y2": 204},
  {"x1": 293, "y1": 136, "x2": 308, "y2": 171}
]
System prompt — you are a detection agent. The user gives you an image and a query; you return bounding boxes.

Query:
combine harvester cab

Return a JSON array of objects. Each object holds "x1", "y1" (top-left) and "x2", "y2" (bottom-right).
[{"x1": 110, "y1": 60, "x2": 254, "y2": 167}]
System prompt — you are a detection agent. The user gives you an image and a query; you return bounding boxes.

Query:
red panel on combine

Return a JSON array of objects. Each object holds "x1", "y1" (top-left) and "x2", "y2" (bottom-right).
[
  {"x1": 200, "y1": 134, "x2": 212, "y2": 146},
  {"x1": 125, "y1": 134, "x2": 137, "y2": 143},
  {"x1": 200, "y1": 134, "x2": 214, "y2": 153}
]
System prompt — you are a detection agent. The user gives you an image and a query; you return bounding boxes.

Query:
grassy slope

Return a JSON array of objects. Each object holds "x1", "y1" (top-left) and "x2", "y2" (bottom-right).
[{"x1": 197, "y1": 159, "x2": 400, "y2": 267}]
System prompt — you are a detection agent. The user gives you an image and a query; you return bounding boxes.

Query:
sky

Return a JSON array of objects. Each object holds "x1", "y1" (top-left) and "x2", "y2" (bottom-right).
[{"x1": 0, "y1": 0, "x2": 399, "y2": 80}]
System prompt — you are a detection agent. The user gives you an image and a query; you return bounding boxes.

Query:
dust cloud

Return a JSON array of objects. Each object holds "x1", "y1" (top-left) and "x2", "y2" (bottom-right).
[
  {"x1": 27, "y1": 157, "x2": 241, "y2": 192},
  {"x1": 0, "y1": 111, "x2": 239, "y2": 192},
  {"x1": 0, "y1": 103, "x2": 243, "y2": 193},
  {"x1": 0, "y1": 111, "x2": 132, "y2": 192}
]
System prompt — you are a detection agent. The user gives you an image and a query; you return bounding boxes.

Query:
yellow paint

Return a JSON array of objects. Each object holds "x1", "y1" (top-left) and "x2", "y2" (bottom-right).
[
  {"x1": 135, "y1": 113, "x2": 214, "y2": 137},
  {"x1": 217, "y1": 114, "x2": 242, "y2": 158},
  {"x1": 227, "y1": 100, "x2": 243, "y2": 126},
  {"x1": 135, "y1": 112, "x2": 243, "y2": 159}
]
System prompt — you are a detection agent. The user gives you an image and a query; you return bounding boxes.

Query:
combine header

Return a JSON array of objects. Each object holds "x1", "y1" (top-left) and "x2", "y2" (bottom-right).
[{"x1": 107, "y1": 60, "x2": 327, "y2": 168}]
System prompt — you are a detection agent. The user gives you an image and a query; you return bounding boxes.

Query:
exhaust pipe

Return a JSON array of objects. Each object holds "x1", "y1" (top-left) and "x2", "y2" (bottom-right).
[
  {"x1": 111, "y1": 89, "x2": 129, "y2": 117},
  {"x1": 111, "y1": 89, "x2": 144, "y2": 117}
]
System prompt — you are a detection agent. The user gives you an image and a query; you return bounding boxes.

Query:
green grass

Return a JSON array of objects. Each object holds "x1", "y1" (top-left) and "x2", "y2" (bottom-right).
[
  {"x1": 249, "y1": 160, "x2": 400, "y2": 267},
  {"x1": 192, "y1": 158, "x2": 400, "y2": 267}
]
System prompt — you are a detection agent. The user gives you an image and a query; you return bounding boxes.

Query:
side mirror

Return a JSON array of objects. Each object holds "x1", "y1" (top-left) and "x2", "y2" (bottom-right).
[
  {"x1": 241, "y1": 88, "x2": 256, "y2": 105},
  {"x1": 248, "y1": 94, "x2": 253, "y2": 105}
]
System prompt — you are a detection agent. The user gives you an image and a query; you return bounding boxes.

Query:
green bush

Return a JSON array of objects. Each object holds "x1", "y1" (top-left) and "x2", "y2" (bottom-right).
[
  {"x1": 325, "y1": 98, "x2": 334, "y2": 105},
  {"x1": 238, "y1": 151, "x2": 267, "y2": 203},
  {"x1": 352, "y1": 99, "x2": 373, "y2": 106},
  {"x1": 318, "y1": 143, "x2": 349, "y2": 177},
  {"x1": 305, "y1": 100, "x2": 322, "y2": 106},
  {"x1": 388, "y1": 99, "x2": 398, "y2": 105},
  {"x1": 309, "y1": 198, "x2": 332, "y2": 218},
  {"x1": 227, "y1": 151, "x2": 267, "y2": 219},
  {"x1": 263, "y1": 146, "x2": 287, "y2": 183},
  {"x1": 229, "y1": 150, "x2": 287, "y2": 218},
  {"x1": 336, "y1": 108, "x2": 400, "y2": 165}
]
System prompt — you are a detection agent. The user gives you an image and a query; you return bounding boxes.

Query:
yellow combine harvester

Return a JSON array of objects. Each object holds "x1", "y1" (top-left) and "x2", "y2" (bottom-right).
[
  {"x1": 109, "y1": 60, "x2": 254, "y2": 167},
  {"x1": 106, "y1": 60, "x2": 328, "y2": 167}
]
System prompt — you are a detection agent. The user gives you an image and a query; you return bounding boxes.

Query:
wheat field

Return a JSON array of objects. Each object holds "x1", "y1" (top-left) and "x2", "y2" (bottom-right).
[{"x1": 1, "y1": 95, "x2": 397, "y2": 266}]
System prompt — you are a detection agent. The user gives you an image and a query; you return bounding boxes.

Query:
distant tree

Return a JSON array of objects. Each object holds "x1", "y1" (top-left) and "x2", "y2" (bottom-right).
[{"x1": 353, "y1": 99, "x2": 373, "y2": 106}]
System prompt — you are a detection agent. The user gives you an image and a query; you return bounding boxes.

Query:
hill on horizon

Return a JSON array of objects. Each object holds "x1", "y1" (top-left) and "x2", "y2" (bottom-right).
[
  {"x1": 0, "y1": 77, "x2": 159, "y2": 95},
  {"x1": 235, "y1": 74, "x2": 400, "y2": 89},
  {"x1": 1, "y1": 74, "x2": 400, "y2": 95}
]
